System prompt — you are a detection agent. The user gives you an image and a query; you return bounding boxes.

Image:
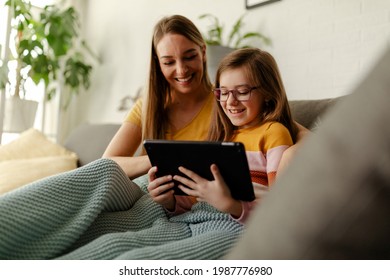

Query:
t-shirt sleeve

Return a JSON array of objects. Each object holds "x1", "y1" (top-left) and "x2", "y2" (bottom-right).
[
  {"x1": 124, "y1": 97, "x2": 142, "y2": 127},
  {"x1": 264, "y1": 123, "x2": 293, "y2": 184},
  {"x1": 263, "y1": 122, "x2": 293, "y2": 151}
]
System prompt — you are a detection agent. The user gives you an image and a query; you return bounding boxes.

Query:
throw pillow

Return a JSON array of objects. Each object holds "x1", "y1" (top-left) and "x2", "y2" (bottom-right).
[
  {"x1": 0, "y1": 128, "x2": 78, "y2": 195},
  {"x1": 0, "y1": 156, "x2": 77, "y2": 195},
  {"x1": 0, "y1": 128, "x2": 76, "y2": 161}
]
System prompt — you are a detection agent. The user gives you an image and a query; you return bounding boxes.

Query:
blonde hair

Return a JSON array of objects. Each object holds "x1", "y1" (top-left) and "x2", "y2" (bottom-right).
[
  {"x1": 208, "y1": 48, "x2": 298, "y2": 143},
  {"x1": 141, "y1": 15, "x2": 212, "y2": 149}
]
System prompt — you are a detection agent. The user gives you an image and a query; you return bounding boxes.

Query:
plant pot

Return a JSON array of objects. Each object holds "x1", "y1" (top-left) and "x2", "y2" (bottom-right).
[
  {"x1": 3, "y1": 96, "x2": 39, "y2": 133},
  {"x1": 206, "y1": 45, "x2": 234, "y2": 84}
]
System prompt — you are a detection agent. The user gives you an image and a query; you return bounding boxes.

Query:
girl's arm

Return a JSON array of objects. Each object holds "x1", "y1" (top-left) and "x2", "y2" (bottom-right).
[
  {"x1": 235, "y1": 124, "x2": 294, "y2": 223},
  {"x1": 278, "y1": 121, "x2": 310, "y2": 175},
  {"x1": 102, "y1": 122, "x2": 151, "y2": 179},
  {"x1": 295, "y1": 121, "x2": 310, "y2": 141}
]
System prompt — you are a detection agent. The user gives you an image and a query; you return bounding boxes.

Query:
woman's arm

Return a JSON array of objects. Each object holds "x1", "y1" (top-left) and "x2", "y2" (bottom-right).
[{"x1": 103, "y1": 122, "x2": 151, "y2": 179}]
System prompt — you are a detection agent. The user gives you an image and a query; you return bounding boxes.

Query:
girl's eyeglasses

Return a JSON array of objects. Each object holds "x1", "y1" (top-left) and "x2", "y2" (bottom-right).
[{"x1": 213, "y1": 86, "x2": 259, "y2": 102}]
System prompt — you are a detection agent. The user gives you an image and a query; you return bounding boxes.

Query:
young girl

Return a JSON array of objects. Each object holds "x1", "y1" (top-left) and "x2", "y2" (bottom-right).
[{"x1": 173, "y1": 48, "x2": 298, "y2": 223}]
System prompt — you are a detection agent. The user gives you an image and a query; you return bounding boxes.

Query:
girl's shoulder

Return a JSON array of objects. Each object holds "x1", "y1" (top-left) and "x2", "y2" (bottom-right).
[
  {"x1": 261, "y1": 122, "x2": 293, "y2": 148},
  {"x1": 242, "y1": 121, "x2": 288, "y2": 134},
  {"x1": 262, "y1": 121, "x2": 289, "y2": 133}
]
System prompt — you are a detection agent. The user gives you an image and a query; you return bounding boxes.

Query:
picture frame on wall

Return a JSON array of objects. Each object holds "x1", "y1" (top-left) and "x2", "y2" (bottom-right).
[{"x1": 245, "y1": 0, "x2": 281, "y2": 9}]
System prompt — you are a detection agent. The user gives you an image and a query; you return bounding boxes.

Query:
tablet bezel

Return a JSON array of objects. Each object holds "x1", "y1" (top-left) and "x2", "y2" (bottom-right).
[{"x1": 143, "y1": 139, "x2": 255, "y2": 201}]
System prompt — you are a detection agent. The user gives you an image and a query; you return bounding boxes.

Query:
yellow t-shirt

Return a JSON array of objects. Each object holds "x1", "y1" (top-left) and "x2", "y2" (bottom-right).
[
  {"x1": 125, "y1": 93, "x2": 214, "y2": 141},
  {"x1": 232, "y1": 121, "x2": 293, "y2": 186}
]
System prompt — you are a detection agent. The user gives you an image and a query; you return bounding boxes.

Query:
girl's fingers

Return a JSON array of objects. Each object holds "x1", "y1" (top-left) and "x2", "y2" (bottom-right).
[
  {"x1": 173, "y1": 174, "x2": 195, "y2": 189},
  {"x1": 148, "y1": 166, "x2": 158, "y2": 182},
  {"x1": 149, "y1": 181, "x2": 175, "y2": 200},
  {"x1": 178, "y1": 166, "x2": 203, "y2": 182},
  {"x1": 210, "y1": 164, "x2": 222, "y2": 182},
  {"x1": 177, "y1": 184, "x2": 197, "y2": 196}
]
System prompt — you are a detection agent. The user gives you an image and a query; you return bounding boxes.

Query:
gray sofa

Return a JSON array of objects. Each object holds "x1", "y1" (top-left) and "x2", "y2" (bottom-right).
[{"x1": 64, "y1": 97, "x2": 341, "y2": 167}]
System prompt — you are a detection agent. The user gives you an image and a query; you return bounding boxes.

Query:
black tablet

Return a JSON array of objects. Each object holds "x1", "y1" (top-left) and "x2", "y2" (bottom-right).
[{"x1": 143, "y1": 140, "x2": 255, "y2": 201}]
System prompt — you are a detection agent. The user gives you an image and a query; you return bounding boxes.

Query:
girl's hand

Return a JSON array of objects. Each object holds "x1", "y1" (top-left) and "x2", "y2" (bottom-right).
[
  {"x1": 173, "y1": 164, "x2": 242, "y2": 217},
  {"x1": 147, "y1": 166, "x2": 175, "y2": 211}
]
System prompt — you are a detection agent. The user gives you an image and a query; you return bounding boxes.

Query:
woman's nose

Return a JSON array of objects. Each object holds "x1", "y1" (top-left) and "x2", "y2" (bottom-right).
[{"x1": 176, "y1": 61, "x2": 188, "y2": 75}]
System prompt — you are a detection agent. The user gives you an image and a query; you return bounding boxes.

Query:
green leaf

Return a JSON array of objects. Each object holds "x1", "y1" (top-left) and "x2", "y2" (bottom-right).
[
  {"x1": 4, "y1": 0, "x2": 96, "y2": 105},
  {"x1": 198, "y1": 13, "x2": 272, "y2": 49},
  {"x1": 227, "y1": 14, "x2": 245, "y2": 47},
  {"x1": 0, "y1": 62, "x2": 9, "y2": 90}
]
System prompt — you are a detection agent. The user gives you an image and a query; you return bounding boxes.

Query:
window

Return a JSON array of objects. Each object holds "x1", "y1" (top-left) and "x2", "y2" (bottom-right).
[{"x1": 0, "y1": 0, "x2": 58, "y2": 144}]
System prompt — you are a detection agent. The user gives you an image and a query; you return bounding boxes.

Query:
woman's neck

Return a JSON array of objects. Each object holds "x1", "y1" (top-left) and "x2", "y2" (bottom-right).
[
  {"x1": 167, "y1": 85, "x2": 211, "y2": 133},
  {"x1": 171, "y1": 85, "x2": 210, "y2": 108}
]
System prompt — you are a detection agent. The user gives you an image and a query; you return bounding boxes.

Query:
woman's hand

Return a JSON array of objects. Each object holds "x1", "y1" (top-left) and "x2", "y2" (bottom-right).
[
  {"x1": 147, "y1": 166, "x2": 175, "y2": 211},
  {"x1": 173, "y1": 164, "x2": 242, "y2": 217}
]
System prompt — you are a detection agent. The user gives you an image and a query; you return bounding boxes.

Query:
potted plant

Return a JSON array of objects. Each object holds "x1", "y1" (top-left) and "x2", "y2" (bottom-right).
[
  {"x1": 1, "y1": 0, "x2": 94, "y2": 132},
  {"x1": 198, "y1": 13, "x2": 271, "y2": 82}
]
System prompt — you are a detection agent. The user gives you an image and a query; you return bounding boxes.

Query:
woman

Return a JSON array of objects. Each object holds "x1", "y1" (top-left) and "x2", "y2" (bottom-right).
[{"x1": 103, "y1": 15, "x2": 214, "y2": 179}]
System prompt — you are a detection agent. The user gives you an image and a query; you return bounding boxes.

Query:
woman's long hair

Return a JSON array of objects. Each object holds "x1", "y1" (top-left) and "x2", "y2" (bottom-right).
[
  {"x1": 208, "y1": 48, "x2": 298, "y2": 143},
  {"x1": 141, "y1": 15, "x2": 212, "y2": 146}
]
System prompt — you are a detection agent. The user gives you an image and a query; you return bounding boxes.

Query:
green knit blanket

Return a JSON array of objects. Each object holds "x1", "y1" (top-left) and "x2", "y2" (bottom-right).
[{"x1": 0, "y1": 159, "x2": 243, "y2": 259}]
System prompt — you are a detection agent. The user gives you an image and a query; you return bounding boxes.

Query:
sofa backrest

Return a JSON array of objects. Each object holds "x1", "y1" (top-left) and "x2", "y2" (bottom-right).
[
  {"x1": 289, "y1": 97, "x2": 342, "y2": 130},
  {"x1": 65, "y1": 97, "x2": 343, "y2": 166},
  {"x1": 64, "y1": 123, "x2": 121, "y2": 167}
]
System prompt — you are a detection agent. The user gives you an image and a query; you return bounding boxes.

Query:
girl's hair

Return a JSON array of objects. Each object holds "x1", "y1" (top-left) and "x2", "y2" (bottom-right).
[
  {"x1": 141, "y1": 15, "x2": 212, "y2": 145},
  {"x1": 208, "y1": 48, "x2": 298, "y2": 143}
]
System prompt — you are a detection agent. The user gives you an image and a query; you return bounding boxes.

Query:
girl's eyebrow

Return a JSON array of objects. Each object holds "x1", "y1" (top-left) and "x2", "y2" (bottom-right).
[
  {"x1": 159, "y1": 48, "x2": 197, "y2": 59},
  {"x1": 220, "y1": 84, "x2": 250, "y2": 88}
]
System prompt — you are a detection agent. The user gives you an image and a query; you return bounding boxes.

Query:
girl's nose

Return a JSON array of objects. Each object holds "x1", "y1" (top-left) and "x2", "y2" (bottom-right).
[{"x1": 226, "y1": 91, "x2": 239, "y2": 105}]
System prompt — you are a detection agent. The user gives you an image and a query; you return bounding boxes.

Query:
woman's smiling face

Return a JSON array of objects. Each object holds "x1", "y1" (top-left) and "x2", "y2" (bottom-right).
[
  {"x1": 156, "y1": 33, "x2": 205, "y2": 95},
  {"x1": 219, "y1": 67, "x2": 265, "y2": 129}
]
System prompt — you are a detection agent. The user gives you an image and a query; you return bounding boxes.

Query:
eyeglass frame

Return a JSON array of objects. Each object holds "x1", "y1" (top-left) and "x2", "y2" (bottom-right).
[{"x1": 213, "y1": 86, "x2": 259, "y2": 102}]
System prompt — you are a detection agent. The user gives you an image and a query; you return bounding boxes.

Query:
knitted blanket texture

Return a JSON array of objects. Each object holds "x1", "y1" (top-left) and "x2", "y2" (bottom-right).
[{"x1": 0, "y1": 159, "x2": 243, "y2": 259}]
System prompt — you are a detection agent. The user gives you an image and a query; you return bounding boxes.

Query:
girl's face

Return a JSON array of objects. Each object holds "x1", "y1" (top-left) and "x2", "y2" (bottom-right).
[
  {"x1": 219, "y1": 67, "x2": 265, "y2": 129},
  {"x1": 156, "y1": 33, "x2": 205, "y2": 96}
]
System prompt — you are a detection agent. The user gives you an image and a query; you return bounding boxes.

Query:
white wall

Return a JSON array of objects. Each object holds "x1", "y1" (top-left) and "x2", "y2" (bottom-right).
[{"x1": 71, "y1": 0, "x2": 390, "y2": 131}]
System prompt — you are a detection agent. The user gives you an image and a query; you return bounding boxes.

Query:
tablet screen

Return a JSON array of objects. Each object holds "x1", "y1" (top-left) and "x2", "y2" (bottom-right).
[{"x1": 144, "y1": 140, "x2": 255, "y2": 201}]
